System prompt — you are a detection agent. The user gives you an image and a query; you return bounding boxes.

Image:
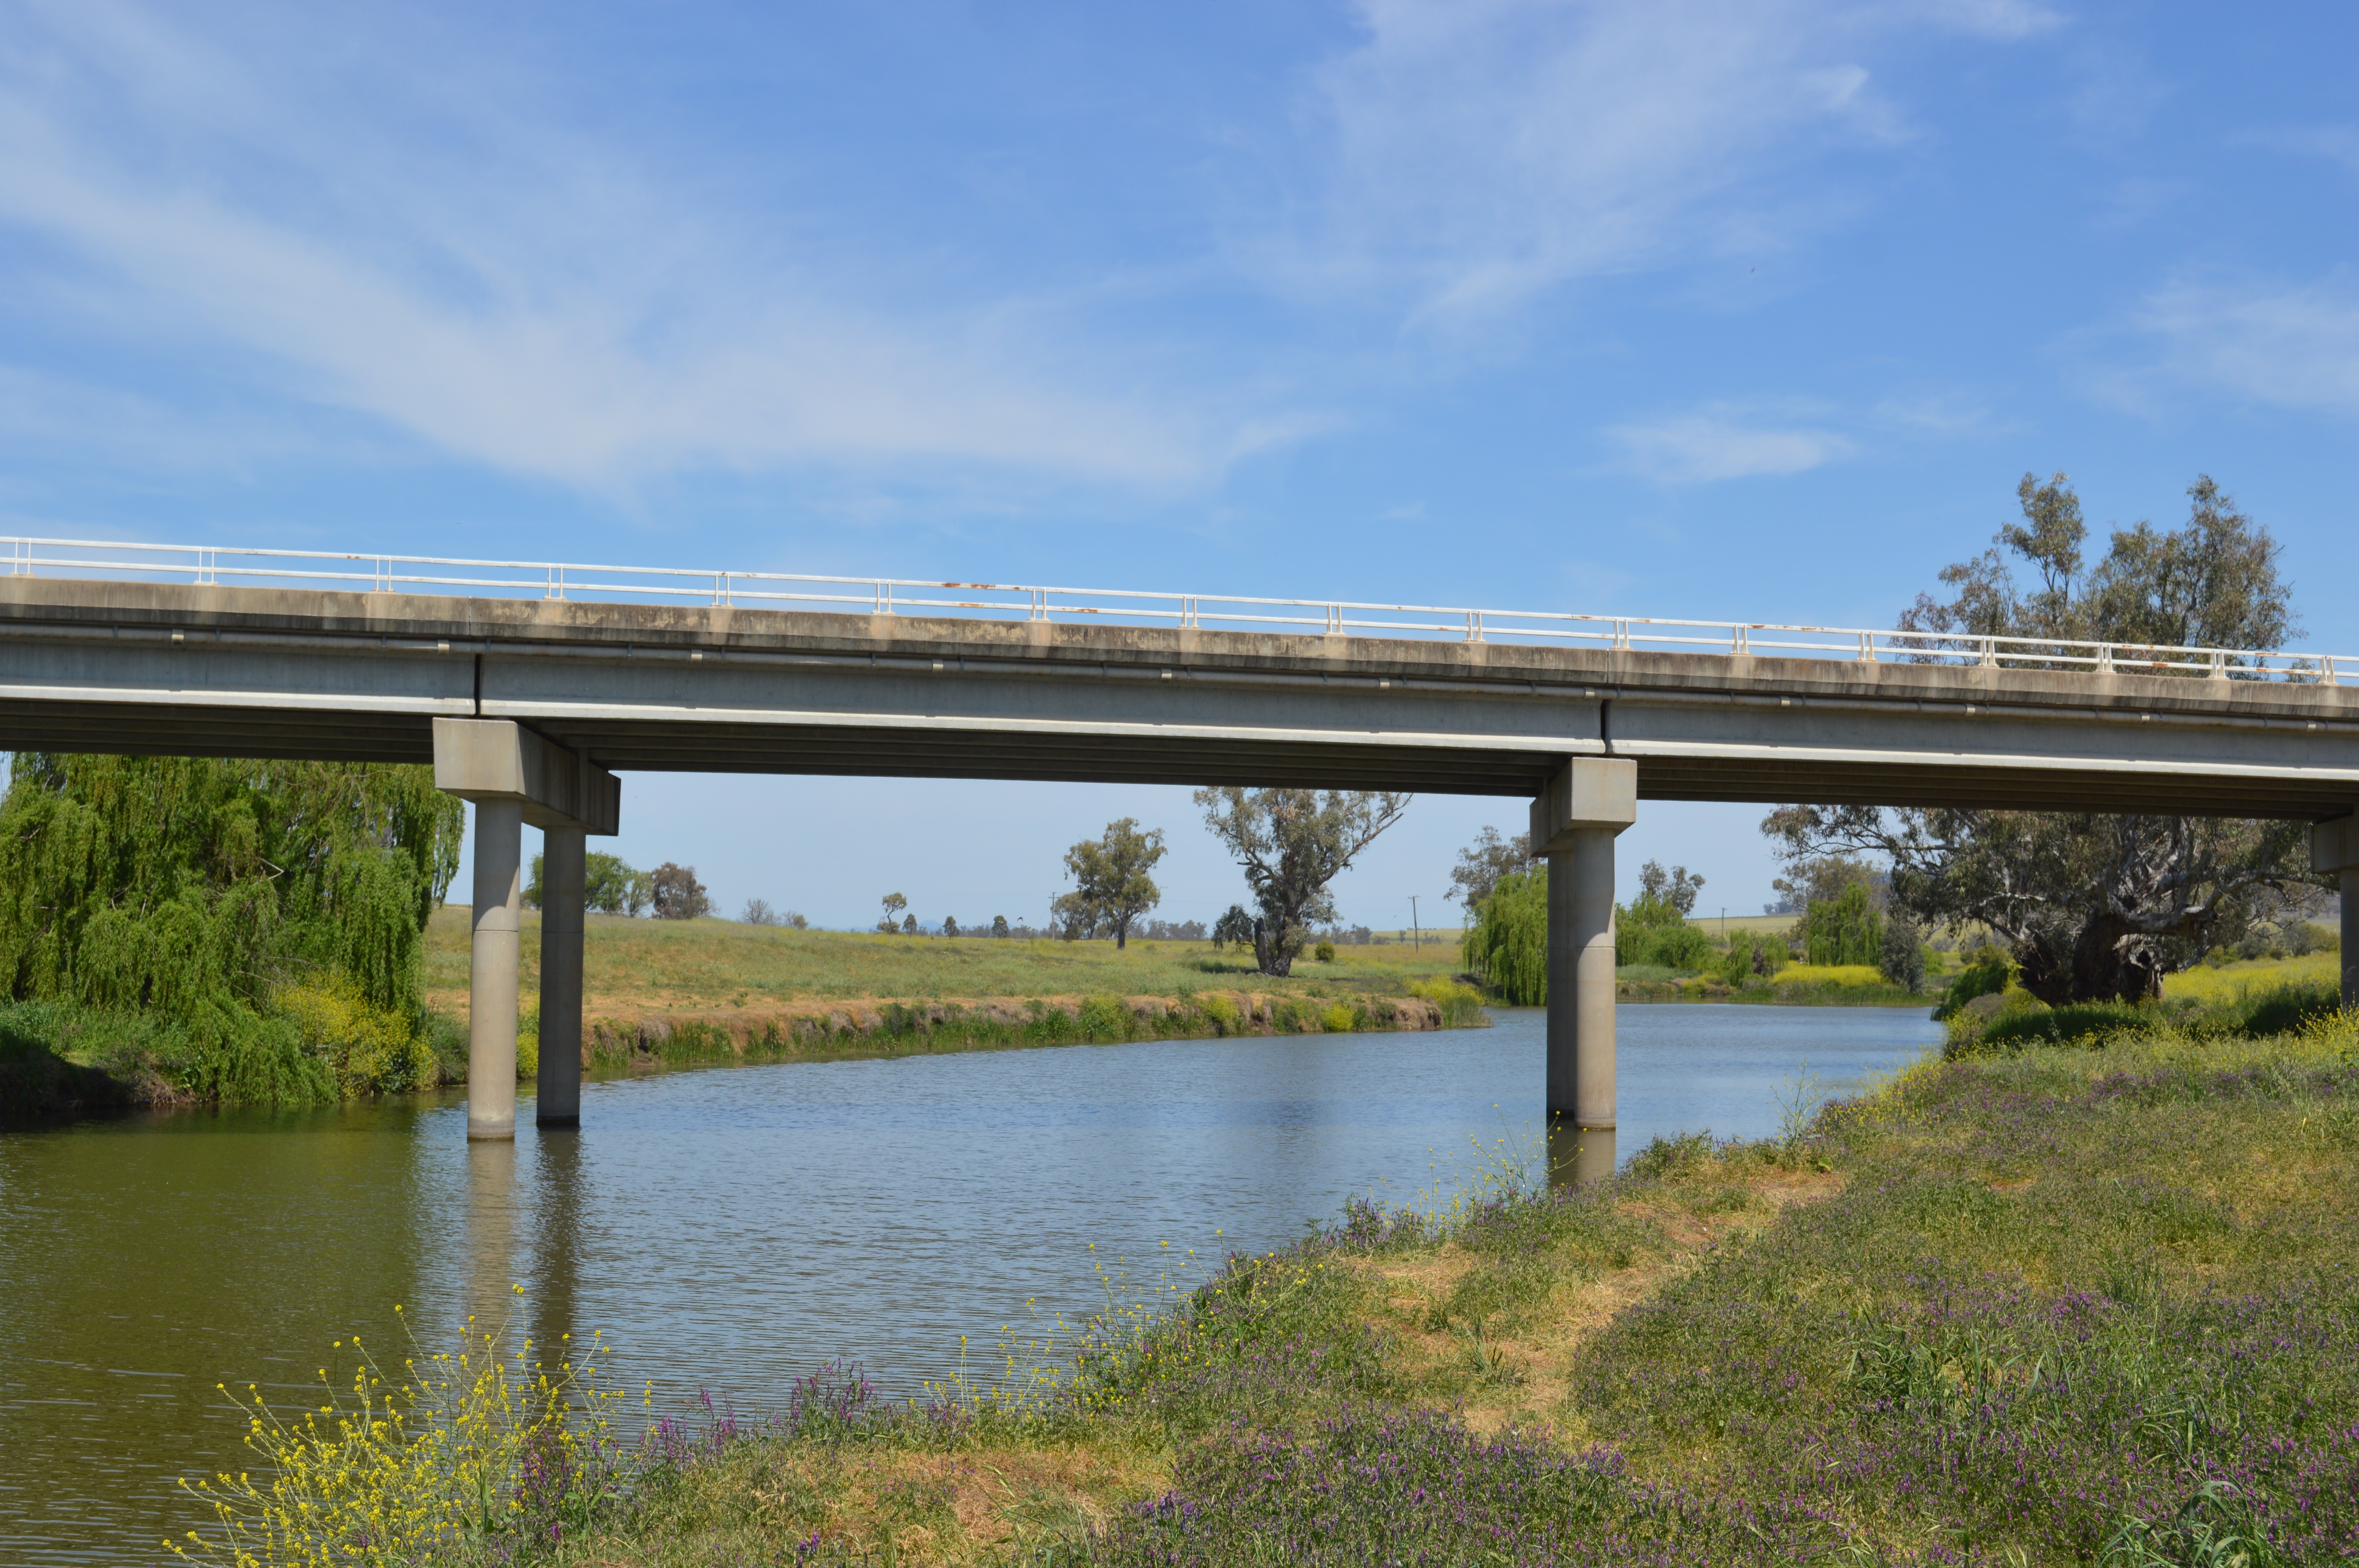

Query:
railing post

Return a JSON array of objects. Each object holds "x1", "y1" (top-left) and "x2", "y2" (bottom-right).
[
  {"x1": 1857, "y1": 632, "x2": 1876, "y2": 663},
  {"x1": 2210, "y1": 649, "x2": 2228, "y2": 681}
]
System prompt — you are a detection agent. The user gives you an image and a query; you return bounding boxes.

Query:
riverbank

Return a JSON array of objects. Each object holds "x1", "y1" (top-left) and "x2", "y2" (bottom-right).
[
  {"x1": 0, "y1": 917, "x2": 1489, "y2": 1119},
  {"x1": 185, "y1": 1013, "x2": 2359, "y2": 1564}
]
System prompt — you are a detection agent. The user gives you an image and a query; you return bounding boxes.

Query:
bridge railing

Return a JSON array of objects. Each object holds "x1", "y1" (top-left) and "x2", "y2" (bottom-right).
[{"x1": 2, "y1": 535, "x2": 2345, "y2": 685}]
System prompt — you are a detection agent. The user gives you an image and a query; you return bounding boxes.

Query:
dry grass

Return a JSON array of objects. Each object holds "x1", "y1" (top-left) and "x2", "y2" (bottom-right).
[{"x1": 423, "y1": 907, "x2": 1471, "y2": 1022}]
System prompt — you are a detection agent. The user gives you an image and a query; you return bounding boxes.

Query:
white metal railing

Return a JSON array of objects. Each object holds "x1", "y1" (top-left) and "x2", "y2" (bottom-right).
[{"x1": 1, "y1": 534, "x2": 2347, "y2": 685}]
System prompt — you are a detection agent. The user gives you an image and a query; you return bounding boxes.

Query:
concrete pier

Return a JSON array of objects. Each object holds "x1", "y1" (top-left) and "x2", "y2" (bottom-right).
[
  {"x1": 1533, "y1": 758, "x2": 1636, "y2": 1183},
  {"x1": 537, "y1": 827, "x2": 586, "y2": 1129},
  {"x1": 433, "y1": 719, "x2": 620, "y2": 1140},
  {"x1": 467, "y1": 799, "x2": 523, "y2": 1141},
  {"x1": 2316, "y1": 815, "x2": 2359, "y2": 1010}
]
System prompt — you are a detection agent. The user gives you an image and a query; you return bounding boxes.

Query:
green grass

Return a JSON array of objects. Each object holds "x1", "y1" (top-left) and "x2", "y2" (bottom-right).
[
  {"x1": 423, "y1": 908, "x2": 1477, "y2": 1018},
  {"x1": 189, "y1": 1012, "x2": 2359, "y2": 1564}
]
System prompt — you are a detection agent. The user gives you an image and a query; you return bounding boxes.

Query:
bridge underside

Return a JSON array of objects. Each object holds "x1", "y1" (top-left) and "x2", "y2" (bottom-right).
[{"x1": 1, "y1": 697, "x2": 2349, "y2": 817}]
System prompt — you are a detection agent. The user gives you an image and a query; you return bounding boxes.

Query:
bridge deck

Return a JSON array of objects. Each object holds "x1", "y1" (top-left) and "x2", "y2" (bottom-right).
[{"x1": 2, "y1": 578, "x2": 2356, "y2": 817}]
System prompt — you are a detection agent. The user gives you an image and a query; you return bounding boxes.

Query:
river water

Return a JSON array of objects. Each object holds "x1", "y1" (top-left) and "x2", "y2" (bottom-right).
[{"x1": 0, "y1": 1004, "x2": 1941, "y2": 1564}]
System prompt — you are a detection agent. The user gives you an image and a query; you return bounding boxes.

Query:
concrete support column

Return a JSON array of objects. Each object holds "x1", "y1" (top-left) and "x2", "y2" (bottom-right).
[
  {"x1": 468, "y1": 799, "x2": 523, "y2": 1142},
  {"x1": 2344, "y1": 869, "x2": 2357, "y2": 1013},
  {"x1": 1532, "y1": 756, "x2": 1637, "y2": 1185},
  {"x1": 435, "y1": 718, "x2": 619, "y2": 1138},
  {"x1": 538, "y1": 827, "x2": 586, "y2": 1130},
  {"x1": 2313, "y1": 815, "x2": 2359, "y2": 1013}
]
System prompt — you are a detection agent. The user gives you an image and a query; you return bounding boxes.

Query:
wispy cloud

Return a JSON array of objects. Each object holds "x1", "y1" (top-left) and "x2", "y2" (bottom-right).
[
  {"x1": 1608, "y1": 403, "x2": 1854, "y2": 481},
  {"x1": 2242, "y1": 124, "x2": 2359, "y2": 176},
  {"x1": 2124, "y1": 274, "x2": 2359, "y2": 419},
  {"x1": 0, "y1": 4, "x2": 1234, "y2": 492},
  {"x1": 1277, "y1": 0, "x2": 2045, "y2": 329}
]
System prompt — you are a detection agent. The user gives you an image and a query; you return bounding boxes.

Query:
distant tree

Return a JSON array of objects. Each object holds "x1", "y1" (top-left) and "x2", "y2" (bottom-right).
[
  {"x1": 1879, "y1": 911, "x2": 1927, "y2": 991},
  {"x1": 741, "y1": 897, "x2": 778, "y2": 926},
  {"x1": 1446, "y1": 826, "x2": 1535, "y2": 909},
  {"x1": 942, "y1": 916, "x2": 960, "y2": 936},
  {"x1": 1211, "y1": 904, "x2": 1254, "y2": 950},
  {"x1": 1194, "y1": 788, "x2": 1412, "y2": 976},
  {"x1": 1801, "y1": 884, "x2": 1883, "y2": 967},
  {"x1": 901, "y1": 913, "x2": 919, "y2": 935},
  {"x1": 1617, "y1": 889, "x2": 1715, "y2": 969},
  {"x1": 529, "y1": 850, "x2": 651, "y2": 915},
  {"x1": 1462, "y1": 869, "x2": 1546, "y2": 1004},
  {"x1": 990, "y1": 914, "x2": 1010, "y2": 938},
  {"x1": 1061, "y1": 818, "x2": 1168, "y2": 949},
  {"x1": 1765, "y1": 854, "x2": 1883, "y2": 916},
  {"x1": 878, "y1": 892, "x2": 908, "y2": 934},
  {"x1": 1638, "y1": 859, "x2": 1706, "y2": 917},
  {"x1": 649, "y1": 863, "x2": 711, "y2": 920},
  {"x1": 783, "y1": 910, "x2": 810, "y2": 930}
]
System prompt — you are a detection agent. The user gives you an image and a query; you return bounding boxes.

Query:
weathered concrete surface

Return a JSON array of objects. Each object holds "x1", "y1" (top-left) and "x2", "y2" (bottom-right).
[
  {"x1": 431, "y1": 717, "x2": 620, "y2": 834},
  {"x1": 3, "y1": 577, "x2": 2357, "y2": 813},
  {"x1": 467, "y1": 798, "x2": 522, "y2": 1142},
  {"x1": 536, "y1": 827, "x2": 585, "y2": 1129}
]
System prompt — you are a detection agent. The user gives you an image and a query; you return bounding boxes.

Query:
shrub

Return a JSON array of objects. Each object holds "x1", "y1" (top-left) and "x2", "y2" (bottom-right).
[
  {"x1": 1321, "y1": 1003, "x2": 1357, "y2": 1033},
  {"x1": 277, "y1": 975, "x2": 442, "y2": 1097},
  {"x1": 1934, "y1": 957, "x2": 2012, "y2": 1020},
  {"x1": 1615, "y1": 889, "x2": 1706, "y2": 968},
  {"x1": 1961, "y1": 1000, "x2": 2155, "y2": 1055},
  {"x1": 1408, "y1": 978, "x2": 1488, "y2": 1028},
  {"x1": 1718, "y1": 929, "x2": 1790, "y2": 986},
  {"x1": 1314, "y1": 940, "x2": 1337, "y2": 962}
]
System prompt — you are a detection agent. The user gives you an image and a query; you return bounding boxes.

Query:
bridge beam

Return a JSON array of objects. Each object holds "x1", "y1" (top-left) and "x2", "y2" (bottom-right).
[
  {"x1": 433, "y1": 720, "x2": 620, "y2": 1140},
  {"x1": 2312, "y1": 815, "x2": 2359, "y2": 1011},
  {"x1": 1533, "y1": 757, "x2": 1637, "y2": 1184}
]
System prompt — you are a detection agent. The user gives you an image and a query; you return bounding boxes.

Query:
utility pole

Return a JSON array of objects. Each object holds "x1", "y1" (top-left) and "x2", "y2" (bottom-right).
[{"x1": 1409, "y1": 895, "x2": 1421, "y2": 951}]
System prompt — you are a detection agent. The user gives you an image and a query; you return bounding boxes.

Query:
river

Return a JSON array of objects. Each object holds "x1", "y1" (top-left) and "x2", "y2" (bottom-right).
[{"x1": 0, "y1": 1004, "x2": 1941, "y2": 1564}]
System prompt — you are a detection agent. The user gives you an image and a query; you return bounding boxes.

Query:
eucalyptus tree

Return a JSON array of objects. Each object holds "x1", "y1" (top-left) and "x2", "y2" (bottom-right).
[
  {"x1": 1060, "y1": 817, "x2": 1167, "y2": 948},
  {"x1": 1771, "y1": 474, "x2": 2318, "y2": 1004},
  {"x1": 1194, "y1": 788, "x2": 1411, "y2": 976}
]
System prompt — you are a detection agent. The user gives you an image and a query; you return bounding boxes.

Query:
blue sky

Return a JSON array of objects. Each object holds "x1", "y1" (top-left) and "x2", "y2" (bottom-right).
[{"x1": 3, "y1": 0, "x2": 2354, "y2": 928}]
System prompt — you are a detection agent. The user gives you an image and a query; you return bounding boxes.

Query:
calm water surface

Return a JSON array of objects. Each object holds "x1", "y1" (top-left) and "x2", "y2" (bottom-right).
[{"x1": 0, "y1": 1004, "x2": 1940, "y2": 1564}]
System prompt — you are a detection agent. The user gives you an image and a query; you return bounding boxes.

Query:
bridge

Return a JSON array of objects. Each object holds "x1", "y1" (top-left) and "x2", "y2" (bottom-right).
[{"x1": 4, "y1": 537, "x2": 2355, "y2": 1176}]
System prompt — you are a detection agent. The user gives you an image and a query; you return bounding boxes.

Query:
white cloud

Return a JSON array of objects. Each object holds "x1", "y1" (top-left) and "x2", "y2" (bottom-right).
[
  {"x1": 2130, "y1": 275, "x2": 2359, "y2": 419},
  {"x1": 1281, "y1": 0, "x2": 2040, "y2": 327},
  {"x1": 1608, "y1": 404, "x2": 1854, "y2": 481},
  {"x1": 0, "y1": 4, "x2": 1234, "y2": 492}
]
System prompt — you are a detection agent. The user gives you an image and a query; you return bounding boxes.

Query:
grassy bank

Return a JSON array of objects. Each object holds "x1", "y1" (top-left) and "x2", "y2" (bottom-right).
[
  {"x1": 1, "y1": 919, "x2": 1486, "y2": 1118},
  {"x1": 191, "y1": 1011, "x2": 2359, "y2": 1564},
  {"x1": 428, "y1": 910, "x2": 1485, "y2": 1078},
  {"x1": 1616, "y1": 960, "x2": 1941, "y2": 1007}
]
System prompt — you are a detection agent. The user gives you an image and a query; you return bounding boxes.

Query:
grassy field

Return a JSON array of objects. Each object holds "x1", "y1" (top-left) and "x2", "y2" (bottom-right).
[
  {"x1": 2163, "y1": 949, "x2": 2342, "y2": 1004},
  {"x1": 422, "y1": 909, "x2": 1476, "y2": 1016},
  {"x1": 202, "y1": 1009, "x2": 2359, "y2": 1564}
]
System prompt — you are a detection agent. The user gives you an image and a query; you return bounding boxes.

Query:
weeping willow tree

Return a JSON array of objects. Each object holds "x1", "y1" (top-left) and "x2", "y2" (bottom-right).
[
  {"x1": 0, "y1": 754, "x2": 464, "y2": 1104},
  {"x1": 1462, "y1": 868, "x2": 1547, "y2": 1005}
]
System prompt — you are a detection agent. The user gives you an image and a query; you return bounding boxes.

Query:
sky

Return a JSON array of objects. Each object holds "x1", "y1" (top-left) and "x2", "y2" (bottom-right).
[{"x1": 2, "y1": 0, "x2": 2354, "y2": 929}]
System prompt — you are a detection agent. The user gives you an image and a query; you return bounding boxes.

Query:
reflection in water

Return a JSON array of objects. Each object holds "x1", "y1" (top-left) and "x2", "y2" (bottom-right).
[
  {"x1": 530, "y1": 1132, "x2": 583, "y2": 1366},
  {"x1": 1547, "y1": 1120, "x2": 1616, "y2": 1188},
  {"x1": 0, "y1": 1004, "x2": 1939, "y2": 1565},
  {"x1": 466, "y1": 1137, "x2": 518, "y2": 1332}
]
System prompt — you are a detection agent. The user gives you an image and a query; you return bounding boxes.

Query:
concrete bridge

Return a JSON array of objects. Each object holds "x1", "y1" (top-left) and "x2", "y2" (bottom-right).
[{"x1": 4, "y1": 539, "x2": 2356, "y2": 1176}]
